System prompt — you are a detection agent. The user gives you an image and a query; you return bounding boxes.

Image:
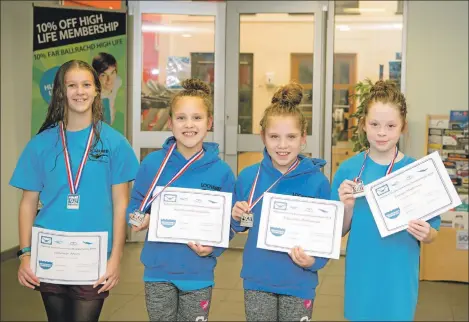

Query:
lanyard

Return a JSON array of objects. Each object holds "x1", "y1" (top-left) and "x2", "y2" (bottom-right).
[
  {"x1": 247, "y1": 158, "x2": 300, "y2": 211},
  {"x1": 354, "y1": 146, "x2": 399, "y2": 183},
  {"x1": 138, "y1": 142, "x2": 203, "y2": 213},
  {"x1": 59, "y1": 122, "x2": 94, "y2": 195}
]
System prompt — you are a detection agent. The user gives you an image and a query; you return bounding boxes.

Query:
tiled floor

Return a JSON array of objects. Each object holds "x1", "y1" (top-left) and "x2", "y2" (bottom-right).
[{"x1": 1, "y1": 243, "x2": 468, "y2": 321}]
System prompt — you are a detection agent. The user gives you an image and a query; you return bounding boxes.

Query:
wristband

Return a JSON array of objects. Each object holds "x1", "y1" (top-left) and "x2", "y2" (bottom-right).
[{"x1": 16, "y1": 246, "x2": 31, "y2": 259}]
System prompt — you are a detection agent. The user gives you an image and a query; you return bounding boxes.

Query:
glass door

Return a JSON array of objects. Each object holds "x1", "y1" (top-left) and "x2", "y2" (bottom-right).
[
  {"x1": 128, "y1": 1, "x2": 226, "y2": 241},
  {"x1": 224, "y1": 1, "x2": 328, "y2": 175},
  {"x1": 224, "y1": 1, "x2": 328, "y2": 248}
]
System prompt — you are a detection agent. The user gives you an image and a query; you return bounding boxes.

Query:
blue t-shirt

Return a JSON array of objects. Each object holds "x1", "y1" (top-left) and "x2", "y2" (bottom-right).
[
  {"x1": 331, "y1": 152, "x2": 441, "y2": 321},
  {"x1": 9, "y1": 122, "x2": 139, "y2": 256}
]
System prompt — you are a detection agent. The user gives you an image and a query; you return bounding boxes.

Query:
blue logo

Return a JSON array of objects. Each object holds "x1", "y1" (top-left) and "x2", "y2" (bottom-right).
[
  {"x1": 269, "y1": 227, "x2": 286, "y2": 236},
  {"x1": 83, "y1": 241, "x2": 93, "y2": 245},
  {"x1": 39, "y1": 66, "x2": 60, "y2": 104},
  {"x1": 385, "y1": 208, "x2": 401, "y2": 219},
  {"x1": 38, "y1": 260, "x2": 53, "y2": 270},
  {"x1": 161, "y1": 219, "x2": 176, "y2": 228}
]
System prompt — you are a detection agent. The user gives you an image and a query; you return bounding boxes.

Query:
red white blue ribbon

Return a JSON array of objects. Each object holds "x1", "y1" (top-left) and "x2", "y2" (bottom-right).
[
  {"x1": 59, "y1": 122, "x2": 94, "y2": 195},
  {"x1": 139, "y1": 142, "x2": 203, "y2": 213},
  {"x1": 354, "y1": 146, "x2": 399, "y2": 183},
  {"x1": 247, "y1": 158, "x2": 301, "y2": 211}
]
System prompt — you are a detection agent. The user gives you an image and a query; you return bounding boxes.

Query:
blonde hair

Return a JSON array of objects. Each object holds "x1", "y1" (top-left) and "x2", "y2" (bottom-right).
[
  {"x1": 260, "y1": 81, "x2": 307, "y2": 134},
  {"x1": 169, "y1": 78, "x2": 213, "y2": 117}
]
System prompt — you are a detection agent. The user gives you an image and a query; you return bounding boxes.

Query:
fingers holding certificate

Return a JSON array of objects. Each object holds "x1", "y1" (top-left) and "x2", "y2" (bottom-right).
[
  {"x1": 365, "y1": 151, "x2": 462, "y2": 237},
  {"x1": 256, "y1": 192, "x2": 344, "y2": 259},
  {"x1": 147, "y1": 187, "x2": 232, "y2": 248}
]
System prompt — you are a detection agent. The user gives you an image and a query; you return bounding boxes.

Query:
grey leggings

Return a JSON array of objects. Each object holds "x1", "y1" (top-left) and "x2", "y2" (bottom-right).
[
  {"x1": 144, "y1": 282, "x2": 212, "y2": 321},
  {"x1": 244, "y1": 289, "x2": 314, "y2": 322}
]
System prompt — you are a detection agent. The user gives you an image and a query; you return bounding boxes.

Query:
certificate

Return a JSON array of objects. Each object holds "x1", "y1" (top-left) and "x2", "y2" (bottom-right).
[
  {"x1": 256, "y1": 192, "x2": 344, "y2": 259},
  {"x1": 365, "y1": 151, "x2": 462, "y2": 237},
  {"x1": 30, "y1": 227, "x2": 107, "y2": 285},
  {"x1": 147, "y1": 187, "x2": 232, "y2": 248}
]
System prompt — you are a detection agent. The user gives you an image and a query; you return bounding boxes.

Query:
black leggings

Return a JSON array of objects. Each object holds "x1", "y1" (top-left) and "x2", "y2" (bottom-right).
[{"x1": 41, "y1": 292, "x2": 105, "y2": 322}]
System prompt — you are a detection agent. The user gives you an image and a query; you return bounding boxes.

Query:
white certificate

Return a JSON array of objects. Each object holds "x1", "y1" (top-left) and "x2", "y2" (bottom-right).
[
  {"x1": 147, "y1": 187, "x2": 232, "y2": 248},
  {"x1": 256, "y1": 192, "x2": 344, "y2": 259},
  {"x1": 30, "y1": 227, "x2": 107, "y2": 285},
  {"x1": 365, "y1": 151, "x2": 462, "y2": 237}
]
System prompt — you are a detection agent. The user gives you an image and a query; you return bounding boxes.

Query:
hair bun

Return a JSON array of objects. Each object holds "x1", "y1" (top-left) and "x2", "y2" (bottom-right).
[
  {"x1": 370, "y1": 79, "x2": 399, "y2": 94},
  {"x1": 181, "y1": 78, "x2": 211, "y2": 96},
  {"x1": 271, "y1": 82, "x2": 304, "y2": 108}
]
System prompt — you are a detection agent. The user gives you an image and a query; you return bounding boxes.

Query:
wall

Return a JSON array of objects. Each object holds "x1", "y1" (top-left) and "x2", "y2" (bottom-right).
[
  {"x1": 405, "y1": 1, "x2": 468, "y2": 158},
  {"x1": 1, "y1": 0, "x2": 58, "y2": 252}
]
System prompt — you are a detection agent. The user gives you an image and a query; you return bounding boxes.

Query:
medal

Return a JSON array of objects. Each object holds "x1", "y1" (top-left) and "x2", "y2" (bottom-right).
[
  {"x1": 130, "y1": 142, "x2": 203, "y2": 226},
  {"x1": 240, "y1": 158, "x2": 301, "y2": 228},
  {"x1": 240, "y1": 212, "x2": 254, "y2": 228},
  {"x1": 129, "y1": 210, "x2": 146, "y2": 226},
  {"x1": 352, "y1": 147, "x2": 399, "y2": 198},
  {"x1": 59, "y1": 122, "x2": 94, "y2": 210}
]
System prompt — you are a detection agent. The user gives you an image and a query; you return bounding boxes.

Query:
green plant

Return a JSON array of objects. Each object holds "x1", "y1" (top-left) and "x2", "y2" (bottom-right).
[{"x1": 349, "y1": 78, "x2": 374, "y2": 152}]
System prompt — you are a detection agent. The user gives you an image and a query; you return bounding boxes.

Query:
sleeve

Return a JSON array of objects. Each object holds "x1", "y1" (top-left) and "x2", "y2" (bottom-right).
[
  {"x1": 9, "y1": 139, "x2": 44, "y2": 192},
  {"x1": 211, "y1": 170, "x2": 236, "y2": 258},
  {"x1": 307, "y1": 256, "x2": 329, "y2": 272},
  {"x1": 428, "y1": 215, "x2": 441, "y2": 231},
  {"x1": 230, "y1": 174, "x2": 248, "y2": 233},
  {"x1": 111, "y1": 137, "x2": 139, "y2": 185},
  {"x1": 330, "y1": 164, "x2": 347, "y2": 202},
  {"x1": 125, "y1": 160, "x2": 151, "y2": 224}
]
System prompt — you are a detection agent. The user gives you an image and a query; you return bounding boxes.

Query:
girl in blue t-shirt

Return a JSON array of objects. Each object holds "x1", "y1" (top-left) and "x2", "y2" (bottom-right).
[
  {"x1": 10, "y1": 60, "x2": 139, "y2": 322},
  {"x1": 231, "y1": 82, "x2": 331, "y2": 322},
  {"x1": 332, "y1": 80, "x2": 440, "y2": 321}
]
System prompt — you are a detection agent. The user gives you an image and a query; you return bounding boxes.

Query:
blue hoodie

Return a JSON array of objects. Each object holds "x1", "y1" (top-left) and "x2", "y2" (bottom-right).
[
  {"x1": 231, "y1": 149, "x2": 331, "y2": 299},
  {"x1": 127, "y1": 137, "x2": 235, "y2": 287}
]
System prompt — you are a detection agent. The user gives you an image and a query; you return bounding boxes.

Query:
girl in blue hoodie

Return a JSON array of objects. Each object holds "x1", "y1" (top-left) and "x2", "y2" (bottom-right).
[
  {"x1": 127, "y1": 79, "x2": 235, "y2": 321},
  {"x1": 231, "y1": 82, "x2": 331, "y2": 322}
]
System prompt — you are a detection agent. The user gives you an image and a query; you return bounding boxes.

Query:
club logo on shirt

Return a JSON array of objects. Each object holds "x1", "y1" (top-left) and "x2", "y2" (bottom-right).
[
  {"x1": 88, "y1": 148, "x2": 110, "y2": 163},
  {"x1": 200, "y1": 183, "x2": 221, "y2": 191},
  {"x1": 292, "y1": 192, "x2": 313, "y2": 198}
]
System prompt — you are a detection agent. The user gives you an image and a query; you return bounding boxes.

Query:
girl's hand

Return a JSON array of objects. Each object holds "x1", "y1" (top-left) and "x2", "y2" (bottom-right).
[
  {"x1": 338, "y1": 180, "x2": 357, "y2": 210},
  {"x1": 131, "y1": 213, "x2": 150, "y2": 232},
  {"x1": 289, "y1": 246, "x2": 316, "y2": 268},
  {"x1": 232, "y1": 201, "x2": 249, "y2": 222},
  {"x1": 94, "y1": 257, "x2": 120, "y2": 293},
  {"x1": 407, "y1": 220, "x2": 431, "y2": 242},
  {"x1": 188, "y1": 242, "x2": 213, "y2": 257},
  {"x1": 18, "y1": 255, "x2": 40, "y2": 289}
]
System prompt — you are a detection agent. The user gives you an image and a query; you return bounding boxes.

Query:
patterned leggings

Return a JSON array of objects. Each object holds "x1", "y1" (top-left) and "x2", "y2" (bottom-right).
[
  {"x1": 144, "y1": 282, "x2": 212, "y2": 321},
  {"x1": 244, "y1": 289, "x2": 314, "y2": 322}
]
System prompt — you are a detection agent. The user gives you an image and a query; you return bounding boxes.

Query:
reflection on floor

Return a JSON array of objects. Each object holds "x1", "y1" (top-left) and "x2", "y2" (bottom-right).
[{"x1": 1, "y1": 243, "x2": 468, "y2": 321}]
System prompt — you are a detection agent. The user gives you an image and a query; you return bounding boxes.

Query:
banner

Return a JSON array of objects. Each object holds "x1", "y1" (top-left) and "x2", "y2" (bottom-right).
[{"x1": 32, "y1": 5, "x2": 127, "y2": 136}]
